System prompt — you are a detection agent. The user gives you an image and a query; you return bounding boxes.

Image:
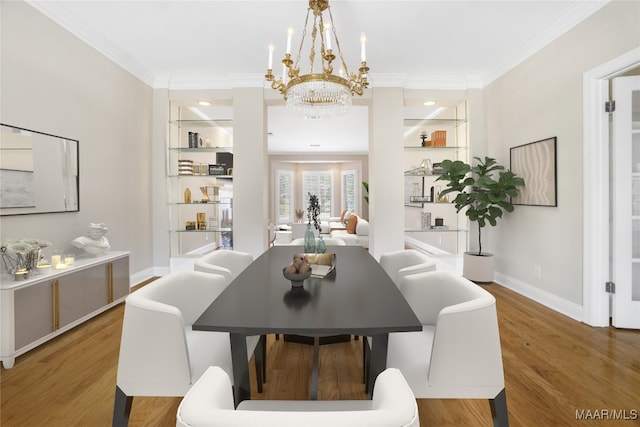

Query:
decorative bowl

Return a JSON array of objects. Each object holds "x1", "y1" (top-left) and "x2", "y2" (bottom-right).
[{"x1": 283, "y1": 267, "x2": 312, "y2": 288}]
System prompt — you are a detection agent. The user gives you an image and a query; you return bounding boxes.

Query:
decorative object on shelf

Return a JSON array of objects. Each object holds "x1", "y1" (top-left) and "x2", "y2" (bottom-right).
[
  {"x1": 420, "y1": 158, "x2": 433, "y2": 175},
  {"x1": 295, "y1": 209, "x2": 305, "y2": 223},
  {"x1": 432, "y1": 162, "x2": 445, "y2": 175},
  {"x1": 264, "y1": 0, "x2": 370, "y2": 119},
  {"x1": 178, "y1": 159, "x2": 194, "y2": 175},
  {"x1": 283, "y1": 253, "x2": 312, "y2": 287},
  {"x1": 509, "y1": 137, "x2": 557, "y2": 207},
  {"x1": 188, "y1": 132, "x2": 202, "y2": 148},
  {"x1": 431, "y1": 130, "x2": 447, "y2": 147},
  {"x1": 184, "y1": 188, "x2": 192, "y2": 203},
  {"x1": 420, "y1": 131, "x2": 430, "y2": 147},
  {"x1": 435, "y1": 217, "x2": 444, "y2": 227},
  {"x1": 404, "y1": 176, "x2": 425, "y2": 207},
  {"x1": 185, "y1": 221, "x2": 196, "y2": 231},
  {"x1": 71, "y1": 223, "x2": 111, "y2": 256},
  {"x1": 316, "y1": 236, "x2": 327, "y2": 254},
  {"x1": 197, "y1": 213, "x2": 207, "y2": 230},
  {"x1": 0, "y1": 238, "x2": 51, "y2": 276},
  {"x1": 421, "y1": 212, "x2": 432, "y2": 230},
  {"x1": 208, "y1": 164, "x2": 226, "y2": 176},
  {"x1": 437, "y1": 156, "x2": 525, "y2": 282}
]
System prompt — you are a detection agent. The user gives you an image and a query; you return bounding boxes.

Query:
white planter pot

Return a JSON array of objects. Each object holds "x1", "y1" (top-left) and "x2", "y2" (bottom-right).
[{"x1": 462, "y1": 252, "x2": 494, "y2": 283}]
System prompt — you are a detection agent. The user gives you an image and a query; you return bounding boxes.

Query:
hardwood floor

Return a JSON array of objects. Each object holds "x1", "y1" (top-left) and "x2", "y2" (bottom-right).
[{"x1": 1, "y1": 283, "x2": 639, "y2": 426}]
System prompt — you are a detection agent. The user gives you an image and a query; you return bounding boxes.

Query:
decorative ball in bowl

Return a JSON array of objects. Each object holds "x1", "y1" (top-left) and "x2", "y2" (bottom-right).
[{"x1": 282, "y1": 266, "x2": 312, "y2": 288}]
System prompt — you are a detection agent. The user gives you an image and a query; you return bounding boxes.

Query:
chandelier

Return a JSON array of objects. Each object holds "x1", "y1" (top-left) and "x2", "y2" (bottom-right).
[{"x1": 265, "y1": 0, "x2": 370, "y2": 119}]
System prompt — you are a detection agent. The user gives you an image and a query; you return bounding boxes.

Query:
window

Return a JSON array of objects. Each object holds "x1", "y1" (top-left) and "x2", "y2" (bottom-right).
[
  {"x1": 276, "y1": 170, "x2": 294, "y2": 224},
  {"x1": 302, "y1": 171, "x2": 332, "y2": 217},
  {"x1": 341, "y1": 170, "x2": 359, "y2": 212}
]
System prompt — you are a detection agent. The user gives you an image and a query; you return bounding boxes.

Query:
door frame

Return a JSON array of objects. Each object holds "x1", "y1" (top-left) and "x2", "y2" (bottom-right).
[{"x1": 583, "y1": 47, "x2": 640, "y2": 327}]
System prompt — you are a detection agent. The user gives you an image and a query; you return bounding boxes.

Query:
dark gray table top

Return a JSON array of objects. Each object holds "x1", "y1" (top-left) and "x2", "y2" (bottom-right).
[{"x1": 193, "y1": 246, "x2": 422, "y2": 336}]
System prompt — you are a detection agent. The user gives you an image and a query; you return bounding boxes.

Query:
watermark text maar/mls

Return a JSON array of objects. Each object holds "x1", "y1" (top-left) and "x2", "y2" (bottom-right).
[{"x1": 576, "y1": 409, "x2": 638, "y2": 421}]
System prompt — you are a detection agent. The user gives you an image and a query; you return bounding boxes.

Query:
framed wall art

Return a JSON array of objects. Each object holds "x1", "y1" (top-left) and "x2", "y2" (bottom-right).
[{"x1": 510, "y1": 137, "x2": 557, "y2": 207}]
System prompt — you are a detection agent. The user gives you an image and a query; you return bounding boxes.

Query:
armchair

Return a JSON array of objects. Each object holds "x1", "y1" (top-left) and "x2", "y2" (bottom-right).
[
  {"x1": 194, "y1": 250, "x2": 254, "y2": 281},
  {"x1": 112, "y1": 271, "x2": 263, "y2": 427},
  {"x1": 176, "y1": 366, "x2": 419, "y2": 427},
  {"x1": 386, "y1": 270, "x2": 509, "y2": 426},
  {"x1": 379, "y1": 249, "x2": 436, "y2": 287}
]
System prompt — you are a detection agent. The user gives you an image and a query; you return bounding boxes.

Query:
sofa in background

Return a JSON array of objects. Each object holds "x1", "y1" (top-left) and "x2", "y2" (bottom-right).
[{"x1": 330, "y1": 214, "x2": 369, "y2": 248}]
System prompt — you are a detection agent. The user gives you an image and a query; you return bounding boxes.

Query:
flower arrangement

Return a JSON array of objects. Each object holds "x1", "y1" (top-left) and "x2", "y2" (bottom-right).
[{"x1": 1, "y1": 238, "x2": 52, "y2": 274}]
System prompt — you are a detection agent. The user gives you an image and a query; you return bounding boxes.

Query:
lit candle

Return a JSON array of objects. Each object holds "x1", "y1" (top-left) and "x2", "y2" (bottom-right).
[
  {"x1": 286, "y1": 26, "x2": 293, "y2": 55},
  {"x1": 360, "y1": 32, "x2": 367, "y2": 62},
  {"x1": 282, "y1": 64, "x2": 288, "y2": 83},
  {"x1": 51, "y1": 254, "x2": 62, "y2": 267},
  {"x1": 325, "y1": 22, "x2": 332, "y2": 50},
  {"x1": 64, "y1": 254, "x2": 75, "y2": 265},
  {"x1": 268, "y1": 42, "x2": 274, "y2": 69}
]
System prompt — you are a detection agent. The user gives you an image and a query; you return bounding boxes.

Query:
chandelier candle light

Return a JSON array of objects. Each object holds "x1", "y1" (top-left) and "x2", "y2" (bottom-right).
[{"x1": 265, "y1": 0, "x2": 370, "y2": 119}]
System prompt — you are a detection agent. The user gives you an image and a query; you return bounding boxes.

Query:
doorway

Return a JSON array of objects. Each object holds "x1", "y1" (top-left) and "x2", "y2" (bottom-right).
[{"x1": 583, "y1": 47, "x2": 640, "y2": 327}]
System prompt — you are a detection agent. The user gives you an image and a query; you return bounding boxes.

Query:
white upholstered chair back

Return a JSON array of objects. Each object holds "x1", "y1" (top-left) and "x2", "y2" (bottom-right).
[
  {"x1": 113, "y1": 271, "x2": 262, "y2": 426},
  {"x1": 386, "y1": 270, "x2": 509, "y2": 426},
  {"x1": 176, "y1": 367, "x2": 419, "y2": 427},
  {"x1": 193, "y1": 250, "x2": 253, "y2": 281},
  {"x1": 379, "y1": 249, "x2": 436, "y2": 287}
]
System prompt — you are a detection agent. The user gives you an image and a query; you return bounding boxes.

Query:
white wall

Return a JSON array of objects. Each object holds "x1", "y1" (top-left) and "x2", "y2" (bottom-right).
[
  {"x1": 0, "y1": 1, "x2": 155, "y2": 281},
  {"x1": 484, "y1": 0, "x2": 640, "y2": 307}
]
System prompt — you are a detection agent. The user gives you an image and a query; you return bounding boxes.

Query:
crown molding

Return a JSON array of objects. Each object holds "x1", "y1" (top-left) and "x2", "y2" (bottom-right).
[
  {"x1": 26, "y1": 1, "x2": 157, "y2": 87},
  {"x1": 482, "y1": 0, "x2": 609, "y2": 86}
]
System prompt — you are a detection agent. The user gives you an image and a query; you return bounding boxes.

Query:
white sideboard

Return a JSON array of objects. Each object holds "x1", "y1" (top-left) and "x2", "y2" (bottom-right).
[{"x1": 0, "y1": 251, "x2": 130, "y2": 369}]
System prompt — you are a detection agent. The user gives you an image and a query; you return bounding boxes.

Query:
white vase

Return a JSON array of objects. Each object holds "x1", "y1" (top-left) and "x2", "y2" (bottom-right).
[{"x1": 462, "y1": 252, "x2": 494, "y2": 283}]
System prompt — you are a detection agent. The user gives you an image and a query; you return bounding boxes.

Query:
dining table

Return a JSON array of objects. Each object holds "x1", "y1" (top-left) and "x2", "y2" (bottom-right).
[{"x1": 193, "y1": 245, "x2": 422, "y2": 405}]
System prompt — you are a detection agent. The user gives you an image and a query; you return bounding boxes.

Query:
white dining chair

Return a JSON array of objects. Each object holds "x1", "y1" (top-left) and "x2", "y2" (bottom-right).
[
  {"x1": 112, "y1": 271, "x2": 263, "y2": 427},
  {"x1": 386, "y1": 270, "x2": 509, "y2": 426},
  {"x1": 379, "y1": 249, "x2": 436, "y2": 287},
  {"x1": 176, "y1": 366, "x2": 420, "y2": 427},
  {"x1": 194, "y1": 250, "x2": 254, "y2": 281},
  {"x1": 193, "y1": 249, "x2": 267, "y2": 389},
  {"x1": 363, "y1": 249, "x2": 438, "y2": 387}
]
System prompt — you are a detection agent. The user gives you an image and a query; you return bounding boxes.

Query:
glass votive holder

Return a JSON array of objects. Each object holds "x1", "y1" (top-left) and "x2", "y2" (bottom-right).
[
  {"x1": 51, "y1": 251, "x2": 66, "y2": 269},
  {"x1": 36, "y1": 263, "x2": 52, "y2": 275},
  {"x1": 64, "y1": 254, "x2": 75, "y2": 265},
  {"x1": 50, "y1": 253, "x2": 62, "y2": 267}
]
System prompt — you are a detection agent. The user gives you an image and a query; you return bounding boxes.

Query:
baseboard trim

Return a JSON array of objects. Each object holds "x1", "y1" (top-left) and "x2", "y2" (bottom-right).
[{"x1": 494, "y1": 272, "x2": 584, "y2": 322}]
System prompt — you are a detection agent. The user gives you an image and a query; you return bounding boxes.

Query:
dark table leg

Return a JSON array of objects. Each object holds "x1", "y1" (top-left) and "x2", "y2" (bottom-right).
[
  {"x1": 230, "y1": 333, "x2": 251, "y2": 407},
  {"x1": 310, "y1": 336, "x2": 320, "y2": 400},
  {"x1": 367, "y1": 333, "x2": 388, "y2": 399}
]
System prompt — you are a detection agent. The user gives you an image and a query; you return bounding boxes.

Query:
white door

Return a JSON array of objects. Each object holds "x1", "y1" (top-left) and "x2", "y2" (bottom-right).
[{"x1": 612, "y1": 75, "x2": 640, "y2": 329}]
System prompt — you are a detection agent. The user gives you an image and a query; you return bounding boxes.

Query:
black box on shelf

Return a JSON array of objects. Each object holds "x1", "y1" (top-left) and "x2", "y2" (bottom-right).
[{"x1": 217, "y1": 152, "x2": 233, "y2": 172}]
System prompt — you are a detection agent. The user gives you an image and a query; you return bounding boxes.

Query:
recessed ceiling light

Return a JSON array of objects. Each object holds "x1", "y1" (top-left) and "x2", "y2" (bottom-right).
[
  {"x1": 198, "y1": 101, "x2": 211, "y2": 106},
  {"x1": 310, "y1": 144, "x2": 321, "y2": 147},
  {"x1": 423, "y1": 101, "x2": 436, "y2": 106}
]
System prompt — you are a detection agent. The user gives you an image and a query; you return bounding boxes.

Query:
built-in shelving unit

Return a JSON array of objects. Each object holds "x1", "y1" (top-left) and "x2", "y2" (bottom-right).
[
  {"x1": 167, "y1": 103, "x2": 234, "y2": 263},
  {"x1": 403, "y1": 101, "x2": 469, "y2": 255}
]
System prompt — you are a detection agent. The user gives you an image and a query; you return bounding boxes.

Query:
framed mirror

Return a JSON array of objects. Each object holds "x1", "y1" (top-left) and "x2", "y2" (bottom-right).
[{"x1": 1, "y1": 124, "x2": 79, "y2": 216}]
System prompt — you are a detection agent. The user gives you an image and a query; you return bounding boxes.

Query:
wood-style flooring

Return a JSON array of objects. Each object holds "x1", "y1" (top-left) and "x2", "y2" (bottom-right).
[{"x1": 1, "y1": 283, "x2": 639, "y2": 426}]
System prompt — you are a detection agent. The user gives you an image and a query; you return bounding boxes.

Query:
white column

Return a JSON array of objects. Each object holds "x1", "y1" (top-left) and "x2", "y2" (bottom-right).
[
  {"x1": 233, "y1": 88, "x2": 268, "y2": 258},
  {"x1": 369, "y1": 88, "x2": 404, "y2": 259}
]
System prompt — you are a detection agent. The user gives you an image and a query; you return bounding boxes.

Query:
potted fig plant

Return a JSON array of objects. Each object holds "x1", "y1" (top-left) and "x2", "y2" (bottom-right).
[{"x1": 436, "y1": 156, "x2": 525, "y2": 282}]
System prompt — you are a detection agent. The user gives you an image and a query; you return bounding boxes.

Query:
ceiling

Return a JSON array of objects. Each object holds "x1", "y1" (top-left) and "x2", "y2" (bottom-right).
[{"x1": 27, "y1": 0, "x2": 609, "y2": 154}]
